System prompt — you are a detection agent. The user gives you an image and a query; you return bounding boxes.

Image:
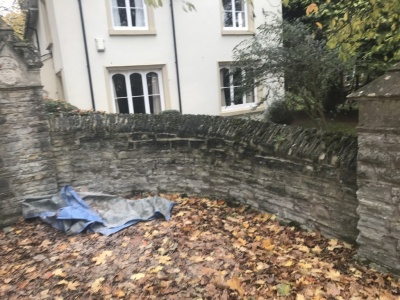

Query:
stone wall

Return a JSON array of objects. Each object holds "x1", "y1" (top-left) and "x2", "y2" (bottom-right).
[
  {"x1": 349, "y1": 63, "x2": 400, "y2": 274},
  {"x1": 48, "y1": 114, "x2": 359, "y2": 242},
  {"x1": 0, "y1": 20, "x2": 58, "y2": 227}
]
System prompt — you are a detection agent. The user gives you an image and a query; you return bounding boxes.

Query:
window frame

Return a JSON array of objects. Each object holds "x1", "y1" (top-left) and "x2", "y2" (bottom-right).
[
  {"x1": 221, "y1": 0, "x2": 255, "y2": 35},
  {"x1": 105, "y1": 0, "x2": 156, "y2": 35},
  {"x1": 219, "y1": 64, "x2": 261, "y2": 114},
  {"x1": 110, "y1": 69, "x2": 166, "y2": 114}
]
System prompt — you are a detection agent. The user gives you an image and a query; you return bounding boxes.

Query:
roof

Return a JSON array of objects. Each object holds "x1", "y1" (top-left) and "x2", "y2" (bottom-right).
[
  {"x1": 0, "y1": 18, "x2": 42, "y2": 69},
  {"x1": 348, "y1": 62, "x2": 400, "y2": 99}
]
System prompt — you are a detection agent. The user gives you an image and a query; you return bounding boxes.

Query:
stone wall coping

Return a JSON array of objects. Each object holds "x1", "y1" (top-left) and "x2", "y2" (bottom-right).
[
  {"x1": 348, "y1": 63, "x2": 400, "y2": 99},
  {"x1": 48, "y1": 113, "x2": 357, "y2": 170}
]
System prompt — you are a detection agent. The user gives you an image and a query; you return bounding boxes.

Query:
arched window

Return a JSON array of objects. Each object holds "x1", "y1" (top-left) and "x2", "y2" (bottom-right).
[
  {"x1": 112, "y1": 74, "x2": 129, "y2": 114},
  {"x1": 111, "y1": 69, "x2": 165, "y2": 114}
]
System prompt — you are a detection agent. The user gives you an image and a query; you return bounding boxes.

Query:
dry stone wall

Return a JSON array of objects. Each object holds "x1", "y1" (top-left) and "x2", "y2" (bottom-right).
[
  {"x1": 48, "y1": 114, "x2": 359, "y2": 242},
  {"x1": 0, "y1": 21, "x2": 58, "y2": 227},
  {"x1": 350, "y1": 63, "x2": 400, "y2": 274}
]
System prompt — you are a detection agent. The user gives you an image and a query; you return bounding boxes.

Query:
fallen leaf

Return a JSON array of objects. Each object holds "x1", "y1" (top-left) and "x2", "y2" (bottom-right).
[
  {"x1": 326, "y1": 282, "x2": 341, "y2": 296},
  {"x1": 276, "y1": 283, "x2": 291, "y2": 296},
  {"x1": 92, "y1": 251, "x2": 113, "y2": 265},
  {"x1": 53, "y1": 269, "x2": 67, "y2": 277},
  {"x1": 157, "y1": 255, "x2": 172, "y2": 265},
  {"x1": 296, "y1": 294, "x2": 306, "y2": 300},
  {"x1": 325, "y1": 269, "x2": 341, "y2": 281},
  {"x1": 67, "y1": 281, "x2": 80, "y2": 291},
  {"x1": 297, "y1": 245, "x2": 310, "y2": 253},
  {"x1": 150, "y1": 266, "x2": 163, "y2": 273},
  {"x1": 40, "y1": 239, "x2": 52, "y2": 247},
  {"x1": 284, "y1": 260, "x2": 294, "y2": 267},
  {"x1": 131, "y1": 273, "x2": 146, "y2": 281},
  {"x1": 25, "y1": 266, "x2": 36, "y2": 273},
  {"x1": 262, "y1": 238, "x2": 275, "y2": 251},
  {"x1": 312, "y1": 245, "x2": 322, "y2": 254},
  {"x1": 227, "y1": 276, "x2": 244, "y2": 296},
  {"x1": 91, "y1": 277, "x2": 104, "y2": 293},
  {"x1": 56, "y1": 280, "x2": 69, "y2": 285}
]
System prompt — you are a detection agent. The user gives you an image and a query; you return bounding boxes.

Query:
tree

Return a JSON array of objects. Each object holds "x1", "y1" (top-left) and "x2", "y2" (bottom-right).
[
  {"x1": 232, "y1": 14, "x2": 346, "y2": 129},
  {"x1": 145, "y1": 0, "x2": 195, "y2": 11},
  {"x1": 2, "y1": 10, "x2": 25, "y2": 39},
  {"x1": 285, "y1": 0, "x2": 400, "y2": 78}
]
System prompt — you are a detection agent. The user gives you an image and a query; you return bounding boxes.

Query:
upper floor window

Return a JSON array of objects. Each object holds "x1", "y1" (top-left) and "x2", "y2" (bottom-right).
[
  {"x1": 220, "y1": 66, "x2": 256, "y2": 110},
  {"x1": 222, "y1": 0, "x2": 248, "y2": 29},
  {"x1": 111, "y1": 70, "x2": 165, "y2": 114},
  {"x1": 111, "y1": 0, "x2": 148, "y2": 29}
]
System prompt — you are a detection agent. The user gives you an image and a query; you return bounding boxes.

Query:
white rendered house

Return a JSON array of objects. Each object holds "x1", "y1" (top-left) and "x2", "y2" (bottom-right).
[{"x1": 24, "y1": 0, "x2": 282, "y2": 116}]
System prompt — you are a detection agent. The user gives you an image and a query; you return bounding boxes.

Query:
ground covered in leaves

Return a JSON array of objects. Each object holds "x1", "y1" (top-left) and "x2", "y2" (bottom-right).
[{"x1": 1, "y1": 194, "x2": 399, "y2": 299}]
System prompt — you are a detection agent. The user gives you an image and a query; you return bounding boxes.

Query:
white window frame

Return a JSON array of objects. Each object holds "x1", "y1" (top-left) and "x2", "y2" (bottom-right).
[
  {"x1": 110, "y1": 70, "x2": 165, "y2": 114},
  {"x1": 110, "y1": 0, "x2": 149, "y2": 30},
  {"x1": 220, "y1": 66, "x2": 257, "y2": 112},
  {"x1": 222, "y1": 0, "x2": 249, "y2": 30}
]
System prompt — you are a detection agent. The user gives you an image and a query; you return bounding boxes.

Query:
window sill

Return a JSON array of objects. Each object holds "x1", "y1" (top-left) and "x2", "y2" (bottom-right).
[
  {"x1": 221, "y1": 29, "x2": 255, "y2": 36},
  {"x1": 220, "y1": 105, "x2": 264, "y2": 117},
  {"x1": 109, "y1": 29, "x2": 157, "y2": 36}
]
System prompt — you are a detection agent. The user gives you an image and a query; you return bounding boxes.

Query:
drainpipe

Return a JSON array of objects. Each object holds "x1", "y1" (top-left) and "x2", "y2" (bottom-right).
[
  {"x1": 78, "y1": 0, "x2": 96, "y2": 111},
  {"x1": 170, "y1": 0, "x2": 183, "y2": 113},
  {"x1": 27, "y1": 26, "x2": 40, "y2": 55}
]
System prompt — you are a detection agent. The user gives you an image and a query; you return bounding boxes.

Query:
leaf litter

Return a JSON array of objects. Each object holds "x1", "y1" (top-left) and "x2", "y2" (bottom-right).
[{"x1": 0, "y1": 194, "x2": 399, "y2": 299}]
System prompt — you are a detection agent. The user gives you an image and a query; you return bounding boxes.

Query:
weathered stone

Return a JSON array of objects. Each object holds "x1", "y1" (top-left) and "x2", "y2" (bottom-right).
[{"x1": 350, "y1": 62, "x2": 400, "y2": 274}]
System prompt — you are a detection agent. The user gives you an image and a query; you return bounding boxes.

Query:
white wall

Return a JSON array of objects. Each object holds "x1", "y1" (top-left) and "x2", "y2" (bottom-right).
[{"x1": 36, "y1": 0, "x2": 282, "y2": 115}]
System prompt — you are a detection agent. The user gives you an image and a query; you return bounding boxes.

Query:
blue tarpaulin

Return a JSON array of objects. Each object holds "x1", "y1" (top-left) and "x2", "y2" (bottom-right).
[{"x1": 22, "y1": 186, "x2": 174, "y2": 235}]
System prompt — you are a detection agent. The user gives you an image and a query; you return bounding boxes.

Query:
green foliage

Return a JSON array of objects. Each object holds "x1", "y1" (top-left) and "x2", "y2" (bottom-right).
[
  {"x1": 144, "y1": 0, "x2": 196, "y2": 11},
  {"x1": 2, "y1": 11, "x2": 25, "y2": 39},
  {"x1": 232, "y1": 14, "x2": 346, "y2": 129},
  {"x1": 43, "y1": 99, "x2": 79, "y2": 113},
  {"x1": 159, "y1": 109, "x2": 181, "y2": 115},
  {"x1": 264, "y1": 100, "x2": 294, "y2": 125},
  {"x1": 285, "y1": 0, "x2": 400, "y2": 75}
]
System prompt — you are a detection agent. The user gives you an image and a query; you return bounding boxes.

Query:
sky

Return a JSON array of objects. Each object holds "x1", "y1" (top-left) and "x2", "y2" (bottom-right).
[{"x1": 0, "y1": 0, "x2": 18, "y2": 15}]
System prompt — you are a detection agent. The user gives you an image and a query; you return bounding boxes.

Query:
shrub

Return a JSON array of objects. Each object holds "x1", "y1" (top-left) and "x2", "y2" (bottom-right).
[
  {"x1": 43, "y1": 99, "x2": 79, "y2": 113},
  {"x1": 264, "y1": 100, "x2": 295, "y2": 125},
  {"x1": 159, "y1": 109, "x2": 181, "y2": 116}
]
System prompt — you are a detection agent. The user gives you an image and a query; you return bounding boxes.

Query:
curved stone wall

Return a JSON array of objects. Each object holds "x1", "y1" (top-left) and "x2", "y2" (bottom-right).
[{"x1": 49, "y1": 114, "x2": 358, "y2": 242}]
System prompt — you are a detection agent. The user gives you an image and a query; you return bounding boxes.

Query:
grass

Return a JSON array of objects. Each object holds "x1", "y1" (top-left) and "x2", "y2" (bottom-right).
[{"x1": 291, "y1": 110, "x2": 358, "y2": 135}]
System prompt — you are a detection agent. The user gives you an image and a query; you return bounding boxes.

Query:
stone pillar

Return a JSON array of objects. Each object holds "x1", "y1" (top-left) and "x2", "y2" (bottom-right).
[
  {"x1": 0, "y1": 20, "x2": 58, "y2": 227},
  {"x1": 349, "y1": 63, "x2": 400, "y2": 274}
]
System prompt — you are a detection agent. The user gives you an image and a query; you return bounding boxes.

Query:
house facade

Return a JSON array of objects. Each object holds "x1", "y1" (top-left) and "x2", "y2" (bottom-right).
[{"x1": 25, "y1": 0, "x2": 282, "y2": 116}]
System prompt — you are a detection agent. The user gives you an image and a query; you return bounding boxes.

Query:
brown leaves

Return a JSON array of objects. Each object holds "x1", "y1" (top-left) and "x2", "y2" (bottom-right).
[
  {"x1": 0, "y1": 196, "x2": 399, "y2": 299},
  {"x1": 90, "y1": 277, "x2": 104, "y2": 293},
  {"x1": 226, "y1": 276, "x2": 244, "y2": 296},
  {"x1": 92, "y1": 250, "x2": 113, "y2": 265}
]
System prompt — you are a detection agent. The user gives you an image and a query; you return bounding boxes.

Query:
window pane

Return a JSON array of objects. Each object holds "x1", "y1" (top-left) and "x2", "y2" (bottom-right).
[
  {"x1": 236, "y1": 11, "x2": 246, "y2": 27},
  {"x1": 233, "y1": 88, "x2": 243, "y2": 105},
  {"x1": 130, "y1": 73, "x2": 144, "y2": 96},
  {"x1": 112, "y1": 74, "x2": 127, "y2": 98},
  {"x1": 117, "y1": 98, "x2": 129, "y2": 113},
  {"x1": 149, "y1": 95, "x2": 161, "y2": 114},
  {"x1": 224, "y1": 12, "x2": 233, "y2": 27},
  {"x1": 235, "y1": 0, "x2": 244, "y2": 11},
  {"x1": 130, "y1": 0, "x2": 144, "y2": 8},
  {"x1": 232, "y1": 68, "x2": 243, "y2": 87},
  {"x1": 132, "y1": 96, "x2": 146, "y2": 114},
  {"x1": 112, "y1": 0, "x2": 126, "y2": 7},
  {"x1": 246, "y1": 90, "x2": 255, "y2": 103},
  {"x1": 222, "y1": 0, "x2": 232, "y2": 10},
  {"x1": 112, "y1": 8, "x2": 128, "y2": 26},
  {"x1": 220, "y1": 68, "x2": 230, "y2": 88},
  {"x1": 131, "y1": 8, "x2": 145, "y2": 27},
  {"x1": 146, "y1": 72, "x2": 160, "y2": 95}
]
